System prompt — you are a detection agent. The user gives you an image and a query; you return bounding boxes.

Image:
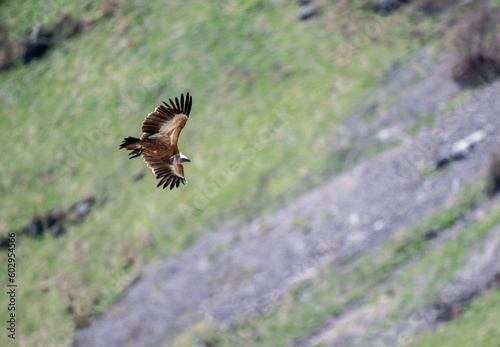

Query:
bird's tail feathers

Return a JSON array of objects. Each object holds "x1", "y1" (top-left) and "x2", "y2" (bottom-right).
[{"x1": 120, "y1": 136, "x2": 141, "y2": 149}]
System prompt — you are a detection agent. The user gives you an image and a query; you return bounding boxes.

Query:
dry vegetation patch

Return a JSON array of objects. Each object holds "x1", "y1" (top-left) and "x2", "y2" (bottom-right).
[{"x1": 451, "y1": 4, "x2": 500, "y2": 87}]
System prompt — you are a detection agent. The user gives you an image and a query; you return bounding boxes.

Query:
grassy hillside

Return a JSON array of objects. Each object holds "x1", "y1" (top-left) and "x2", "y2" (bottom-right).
[
  {"x1": 1, "y1": 0, "x2": 499, "y2": 346},
  {"x1": 411, "y1": 289, "x2": 500, "y2": 347}
]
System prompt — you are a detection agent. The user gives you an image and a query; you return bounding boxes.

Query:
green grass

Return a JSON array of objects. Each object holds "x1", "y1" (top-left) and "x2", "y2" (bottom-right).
[
  {"x1": 0, "y1": 0, "x2": 477, "y2": 346},
  {"x1": 420, "y1": 165, "x2": 439, "y2": 179},
  {"x1": 207, "y1": 242, "x2": 227, "y2": 261},
  {"x1": 406, "y1": 113, "x2": 435, "y2": 135},
  {"x1": 410, "y1": 290, "x2": 500, "y2": 347}
]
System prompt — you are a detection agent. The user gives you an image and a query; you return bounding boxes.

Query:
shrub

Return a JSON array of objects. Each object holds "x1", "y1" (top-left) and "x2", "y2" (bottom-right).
[
  {"x1": 418, "y1": 0, "x2": 460, "y2": 15},
  {"x1": 373, "y1": 0, "x2": 412, "y2": 15},
  {"x1": 486, "y1": 152, "x2": 500, "y2": 197},
  {"x1": 0, "y1": 24, "x2": 19, "y2": 72},
  {"x1": 451, "y1": 4, "x2": 500, "y2": 87}
]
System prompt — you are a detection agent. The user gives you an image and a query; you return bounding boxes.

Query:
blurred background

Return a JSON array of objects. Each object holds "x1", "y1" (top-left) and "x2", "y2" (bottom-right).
[{"x1": 1, "y1": 0, "x2": 500, "y2": 346}]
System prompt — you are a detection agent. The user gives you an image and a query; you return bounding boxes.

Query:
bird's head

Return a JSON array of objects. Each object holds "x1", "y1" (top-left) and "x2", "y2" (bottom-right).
[{"x1": 180, "y1": 153, "x2": 191, "y2": 163}]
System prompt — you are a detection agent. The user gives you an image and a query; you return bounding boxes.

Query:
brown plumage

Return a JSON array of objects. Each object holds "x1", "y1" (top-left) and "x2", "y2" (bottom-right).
[{"x1": 120, "y1": 93, "x2": 193, "y2": 189}]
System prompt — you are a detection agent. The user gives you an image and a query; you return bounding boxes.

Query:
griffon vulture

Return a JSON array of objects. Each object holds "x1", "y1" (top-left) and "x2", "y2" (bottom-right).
[{"x1": 120, "y1": 93, "x2": 193, "y2": 190}]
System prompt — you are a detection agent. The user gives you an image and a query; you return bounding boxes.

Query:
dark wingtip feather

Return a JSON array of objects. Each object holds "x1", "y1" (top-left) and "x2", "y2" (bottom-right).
[
  {"x1": 162, "y1": 177, "x2": 170, "y2": 189},
  {"x1": 161, "y1": 176, "x2": 171, "y2": 189},
  {"x1": 162, "y1": 93, "x2": 192, "y2": 116},
  {"x1": 187, "y1": 94, "x2": 192, "y2": 115},
  {"x1": 175, "y1": 97, "x2": 180, "y2": 111}
]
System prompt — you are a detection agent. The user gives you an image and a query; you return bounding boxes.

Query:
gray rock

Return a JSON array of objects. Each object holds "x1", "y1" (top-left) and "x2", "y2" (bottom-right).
[
  {"x1": 436, "y1": 130, "x2": 486, "y2": 168},
  {"x1": 299, "y1": 5, "x2": 319, "y2": 21}
]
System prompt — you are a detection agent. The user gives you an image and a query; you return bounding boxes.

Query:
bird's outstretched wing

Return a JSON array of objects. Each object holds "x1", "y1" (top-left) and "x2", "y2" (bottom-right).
[
  {"x1": 141, "y1": 93, "x2": 192, "y2": 147},
  {"x1": 142, "y1": 153, "x2": 186, "y2": 190}
]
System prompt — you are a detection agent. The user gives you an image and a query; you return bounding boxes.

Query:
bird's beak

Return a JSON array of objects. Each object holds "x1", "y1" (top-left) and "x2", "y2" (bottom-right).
[{"x1": 182, "y1": 158, "x2": 191, "y2": 163}]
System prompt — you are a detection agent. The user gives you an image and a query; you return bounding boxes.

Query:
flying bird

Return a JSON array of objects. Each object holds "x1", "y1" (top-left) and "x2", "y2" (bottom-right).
[{"x1": 120, "y1": 93, "x2": 193, "y2": 190}]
